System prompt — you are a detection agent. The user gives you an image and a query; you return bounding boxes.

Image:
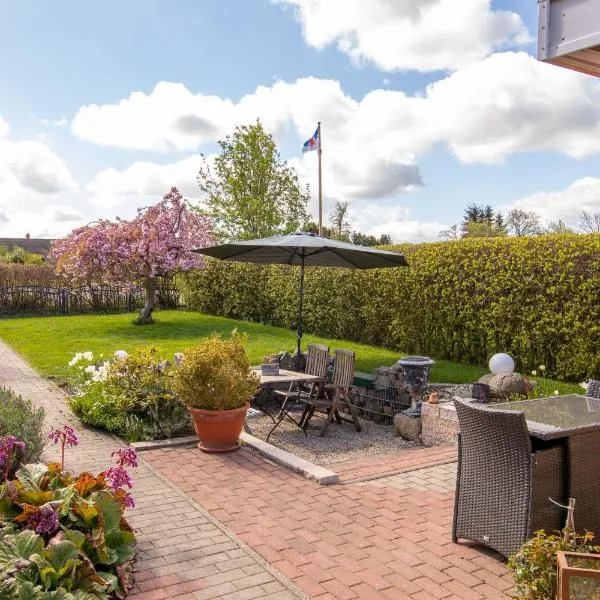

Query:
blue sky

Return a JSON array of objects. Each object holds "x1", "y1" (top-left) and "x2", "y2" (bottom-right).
[{"x1": 1, "y1": 0, "x2": 600, "y2": 240}]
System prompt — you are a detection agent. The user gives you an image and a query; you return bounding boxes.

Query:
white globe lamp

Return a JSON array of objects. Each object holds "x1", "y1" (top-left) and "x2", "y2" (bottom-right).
[{"x1": 489, "y1": 353, "x2": 515, "y2": 375}]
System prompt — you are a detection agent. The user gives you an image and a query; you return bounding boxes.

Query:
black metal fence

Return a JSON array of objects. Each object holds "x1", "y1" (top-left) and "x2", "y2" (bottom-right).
[{"x1": 0, "y1": 283, "x2": 182, "y2": 316}]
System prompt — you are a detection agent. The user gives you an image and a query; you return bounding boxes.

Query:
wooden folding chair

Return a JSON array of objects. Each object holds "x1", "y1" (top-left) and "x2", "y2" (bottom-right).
[
  {"x1": 275, "y1": 344, "x2": 329, "y2": 418},
  {"x1": 299, "y1": 348, "x2": 361, "y2": 436}
]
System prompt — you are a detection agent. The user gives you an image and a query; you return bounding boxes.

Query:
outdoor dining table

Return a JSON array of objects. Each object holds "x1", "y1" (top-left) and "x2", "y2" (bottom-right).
[
  {"x1": 492, "y1": 394, "x2": 600, "y2": 537},
  {"x1": 247, "y1": 368, "x2": 324, "y2": 441}
]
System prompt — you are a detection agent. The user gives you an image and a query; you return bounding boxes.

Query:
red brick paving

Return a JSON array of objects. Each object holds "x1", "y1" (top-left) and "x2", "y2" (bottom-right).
[
  {"x1": 0, "y1": 340, "x2": 304, "y2": 600},
  {"x1": 333, "y1": 446, "x2": 457, "y2": 482},
  {"x1": 143, "y1": 445, "x2": 513, "y2": 599},
  {"x1": 0, "y1": 338, "x2": 513, "y2": 599}
]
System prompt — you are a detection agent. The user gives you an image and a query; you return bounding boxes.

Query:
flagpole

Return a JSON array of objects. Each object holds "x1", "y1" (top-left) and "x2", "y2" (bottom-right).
[{"x1": 318, "y1": 121, "x2": 323, "y2": 236}]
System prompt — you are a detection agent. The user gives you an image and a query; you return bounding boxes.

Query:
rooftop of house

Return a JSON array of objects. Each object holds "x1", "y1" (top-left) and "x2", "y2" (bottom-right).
[{"x1": 0, "y1": 237, "x2": 55, "y2": 256}]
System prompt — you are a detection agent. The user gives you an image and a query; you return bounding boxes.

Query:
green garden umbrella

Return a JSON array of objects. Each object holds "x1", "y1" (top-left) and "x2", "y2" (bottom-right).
[{"x1": 193, "y1": 232, "x2": 408, "y2": 366}]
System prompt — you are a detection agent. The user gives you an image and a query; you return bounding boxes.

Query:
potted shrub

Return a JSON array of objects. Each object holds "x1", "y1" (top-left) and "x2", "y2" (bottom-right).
[{"x1": 173, "y1": 331, "x2": 259, "y2": 452}]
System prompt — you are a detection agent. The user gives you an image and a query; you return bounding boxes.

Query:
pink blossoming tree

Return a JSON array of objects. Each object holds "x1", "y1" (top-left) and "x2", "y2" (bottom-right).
[{"x1": 50, "y1": 188, "x2": 214, "y2": 324}]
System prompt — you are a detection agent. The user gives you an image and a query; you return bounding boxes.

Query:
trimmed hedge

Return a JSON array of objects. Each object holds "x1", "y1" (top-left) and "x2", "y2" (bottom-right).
[{"x1": 178, "y1": 233, "x2": 600, "y2": 382}]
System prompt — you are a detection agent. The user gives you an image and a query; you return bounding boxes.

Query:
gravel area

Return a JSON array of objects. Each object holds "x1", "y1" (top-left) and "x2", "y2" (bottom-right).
[{"x1": 245, "y1": 408, "x2": 420, "y2": 466}]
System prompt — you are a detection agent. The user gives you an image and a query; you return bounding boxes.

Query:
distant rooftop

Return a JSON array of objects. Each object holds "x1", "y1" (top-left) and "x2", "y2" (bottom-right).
[{"x1": 0, "y1": 237, "x2": 54, "y2": 256}]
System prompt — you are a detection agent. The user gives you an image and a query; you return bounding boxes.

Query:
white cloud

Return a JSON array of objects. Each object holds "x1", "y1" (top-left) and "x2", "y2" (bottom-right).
[
  {"x1": 342, "y1": 203, "x2": 447, "y2": 243},
  {"x1": 71, "y1": 53, "x2": 600, "y2": 171},
  {"x1": 505, "y1": 177, "x2": 600, "y2": 226},
  {"x1": 46, "y1": 204, "x2": 84, "y2": 222},
  {"x1": 0, "y1": 114, "x2": 9, "y2": 138},
  {"x1": 86, "y1": 154, "x2": 204, "y2": 210},
  {"x1": 40, "y1": 116, "x2": 68, "y2": 127},
  {"x1": 72, "y1": 82, "x2": 234, "y2": 151},
  {"x1": 0, "y1": 117, "x2": 83, "y2": 237},
  {"x1": 273, "y1": 0, "x2": 530, "y2": 72},
  {"x1": 0, "y1": 140, "x2": 76, "y2": 194}
]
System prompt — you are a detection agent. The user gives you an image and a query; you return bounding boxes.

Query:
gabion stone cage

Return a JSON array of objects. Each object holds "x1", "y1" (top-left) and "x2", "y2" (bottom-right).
[{"x1": 350, "y1": 367, "x2": 411, "y2": 425}]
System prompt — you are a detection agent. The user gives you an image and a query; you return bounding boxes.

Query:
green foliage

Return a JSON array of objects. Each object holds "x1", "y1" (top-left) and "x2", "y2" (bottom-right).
[
  {"x1": 0, "y1": 459, "x2": 136, "y2": 599},
  {"x1": 508, "y1": 529, "x2": 600, "y2": 600},
  {"x1": 0, "y1": 389, "x2": 45, "y2": 474},
  {"x1": 70, "y1": 347, "x2": 188, "y2": 442},
  {"x1": 173, "y1": 331, "x2": 259, "y2": 410},
  {"x1": 178, "y1": 234, "x2": 600, "y2": 382},
  {"x1": 197, "y1": 120, "x2": 310, "y2": 240}
]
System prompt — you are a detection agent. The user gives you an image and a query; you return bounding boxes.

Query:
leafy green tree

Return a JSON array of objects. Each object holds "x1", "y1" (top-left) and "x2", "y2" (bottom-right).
[
  {"x1": 461, "y1": 203, "x2": 507, "y2": 238},
  {"x1": 350, "y1": 231, "x2": 392, "y2": 246},
  {"x1": 197, "y1": 120, "x2": 310, "y2": 240}
]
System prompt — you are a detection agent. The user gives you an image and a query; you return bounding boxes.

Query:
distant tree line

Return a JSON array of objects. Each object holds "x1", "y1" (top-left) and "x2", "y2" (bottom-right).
[
  {"x1": 0, "y1": 245, "x2": 45, "y2": 265},
  {"x1": 440, "y1": 203, "x2": 600, "y2": 240}
]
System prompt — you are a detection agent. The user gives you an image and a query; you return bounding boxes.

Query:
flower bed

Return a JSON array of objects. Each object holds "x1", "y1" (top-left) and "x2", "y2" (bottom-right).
[
  {"x1": 0, "y1": 426, "x2": 138, "y2": 598},
  {"x1": 68, "y1": 348, "x2": 190, "y2": 442}
]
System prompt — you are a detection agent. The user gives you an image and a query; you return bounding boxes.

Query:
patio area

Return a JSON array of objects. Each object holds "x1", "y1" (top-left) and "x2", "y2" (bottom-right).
[{"x1": 0, "y1": 337, "x2": 513, "y2": 599}]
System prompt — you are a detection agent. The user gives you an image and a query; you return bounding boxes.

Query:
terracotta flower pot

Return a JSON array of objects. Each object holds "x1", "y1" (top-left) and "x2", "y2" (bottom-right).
[{"x1": 187, "y1": 403, "x2": 249, "y2": 453}]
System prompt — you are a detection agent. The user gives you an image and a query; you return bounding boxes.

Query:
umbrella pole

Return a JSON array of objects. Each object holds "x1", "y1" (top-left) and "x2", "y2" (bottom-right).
[{"x1": 296, "y1": 255, "x2": 305, "y2": 370}]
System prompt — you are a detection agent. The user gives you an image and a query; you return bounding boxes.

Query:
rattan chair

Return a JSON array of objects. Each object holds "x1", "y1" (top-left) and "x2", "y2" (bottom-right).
[
  {"x1": 587, "y1": 379, "x2": 600, "y2": 399},
  {"x1": 452, "y1": 398, "x2": 566, "y2": 558},
  {"x1": 299, "y1": 348, "x2": 361, "y2": 436},
  {"x1": 274, "y1": 343, "x2": 329, "y2": 416}
]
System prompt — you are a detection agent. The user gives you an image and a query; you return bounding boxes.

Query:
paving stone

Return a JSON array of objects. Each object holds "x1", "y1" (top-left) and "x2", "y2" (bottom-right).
[{"x1": 0, "y1": 339, "x2": 305, "y2": 600}]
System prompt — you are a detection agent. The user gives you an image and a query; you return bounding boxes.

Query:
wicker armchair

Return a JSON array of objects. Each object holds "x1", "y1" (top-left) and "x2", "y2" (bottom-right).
[
  {"x1": 587, "y1": 379, "x2": 600, "y2": 399},
  {"x1": 452, "y1": 399, "x2": 566, "y2": 558}
]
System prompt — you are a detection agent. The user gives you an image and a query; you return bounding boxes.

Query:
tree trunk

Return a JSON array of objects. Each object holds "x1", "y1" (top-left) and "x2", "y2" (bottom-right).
[{"x1": 138, "y1": 277, "x2": 157, "y2": 324}]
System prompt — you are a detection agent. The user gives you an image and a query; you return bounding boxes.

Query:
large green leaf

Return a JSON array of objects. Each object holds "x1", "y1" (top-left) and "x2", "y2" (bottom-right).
[
  {"x1": 0, "y1": 530, "x2": 44, "y2": 567},
  {"x1": 16, "y1": 465, "x2": 49, "y2": 492},
  {"x1": 104, "y1": 531, "x2": 135, "y2": 565},
  {"x1": 53, "y1": 487, "x2": 77, "y2": 518},
  {"x1": 62, "y1": 531, "x2": 85, "y2": 550},
  {"x1": 90, "y1": 492, "x2": 121, "y2": 534}
]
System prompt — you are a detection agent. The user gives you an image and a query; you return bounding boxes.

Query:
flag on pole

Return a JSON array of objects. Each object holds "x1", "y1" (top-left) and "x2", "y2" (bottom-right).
[{"x1": 302, "y1": 127, "x2": 320, "y2": 153}]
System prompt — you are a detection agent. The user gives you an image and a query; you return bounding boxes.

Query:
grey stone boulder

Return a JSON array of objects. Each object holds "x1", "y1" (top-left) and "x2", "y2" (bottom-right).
[
  {"x1": 478, "y1": 373, "x2": 495, "y2": 386},
  {"x1": 488, "y1": 372, "x2": 529, "y2": 398},
  {"x1": 393, "y1": 414, "x2": 422, "y2": 441}
]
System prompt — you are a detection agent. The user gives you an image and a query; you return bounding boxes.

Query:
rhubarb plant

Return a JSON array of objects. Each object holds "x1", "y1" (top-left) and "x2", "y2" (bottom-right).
[{"x1": 0, "y1": 430, "x2": 137, "y2": 598}]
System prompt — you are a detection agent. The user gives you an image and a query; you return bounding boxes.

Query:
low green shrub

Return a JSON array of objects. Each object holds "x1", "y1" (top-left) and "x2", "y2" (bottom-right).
[
  {"x1": 178, "y1": 233, "x2": 600, "y2": 381},
  {"x1": 0, "y1": 388, "x2": 45, "y2": 474},
  {"x1": 508, "y1": 528, "x2": 600, "y2": 600},
  {"x1": 69, "y1": 348, "x2": 189, "y2": 442},
  {"x1": 173, "y1": 331, "x2": 259, "y2": 410},
  {"x1": 0, "y1": 428, "x2": 137, "y2": 598}
]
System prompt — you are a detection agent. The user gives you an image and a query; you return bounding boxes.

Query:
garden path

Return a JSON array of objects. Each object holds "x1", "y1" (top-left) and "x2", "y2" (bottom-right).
[{"x1": 0, "y1": 339, "x2": 306, "y2": 600}]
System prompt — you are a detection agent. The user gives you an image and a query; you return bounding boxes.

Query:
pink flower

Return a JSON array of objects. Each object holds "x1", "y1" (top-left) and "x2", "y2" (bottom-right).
[
  {"x1": 0, "y1": 436, "x2": 25, "y2": 480},
  {"x1": 123, "y1": 494, "x2": 136, "y2": 509},
  {"x1": 48, "y1": 425, "x2": 79, "y2": 448},
  {"x1": 102, "y1": 466, "x2": 133, "y2": 490},
  {"x1": 25, "y1": 504, "x2": 59, "y2": 536},
  {"x1": 48, "y1": 425, "x2": 79, "y2": 471},
  {"x1": 112, "y1": 448, "x2": 138, "y2": 469}
]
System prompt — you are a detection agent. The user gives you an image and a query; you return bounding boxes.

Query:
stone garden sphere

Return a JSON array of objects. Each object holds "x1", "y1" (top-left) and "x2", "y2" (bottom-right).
[{"x1": 489, "y1": 353, "x2": 515, "y2": 375}]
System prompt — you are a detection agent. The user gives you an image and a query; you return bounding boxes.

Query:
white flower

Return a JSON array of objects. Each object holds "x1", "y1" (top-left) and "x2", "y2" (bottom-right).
[
  {"x1": 84, "y1": 365, "x2": 96, "y2": 374},
  {"x1": 539, "y1": 365, "x2": 546, "y2": 371},
  {"x1": 531, "y1": 370, "x2": 537, "y2": 376},
  {"x1": 554, "y1": 390, "x2": 560, "y2": 396},
  {"x1": 580, "y1": 381, "x2": 590, "y2": 391},
  {"x1": 82, "y1": 352, "x2": 93, "y2": 361},
  {"x1": 114, "y1": 350, "x2": 128, "y2": 360}
]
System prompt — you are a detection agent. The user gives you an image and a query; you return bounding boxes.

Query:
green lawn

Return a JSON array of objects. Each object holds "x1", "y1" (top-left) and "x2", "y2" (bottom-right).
[{"x1": 0, "y1": 310, "x2": 582, "y2": 395}]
